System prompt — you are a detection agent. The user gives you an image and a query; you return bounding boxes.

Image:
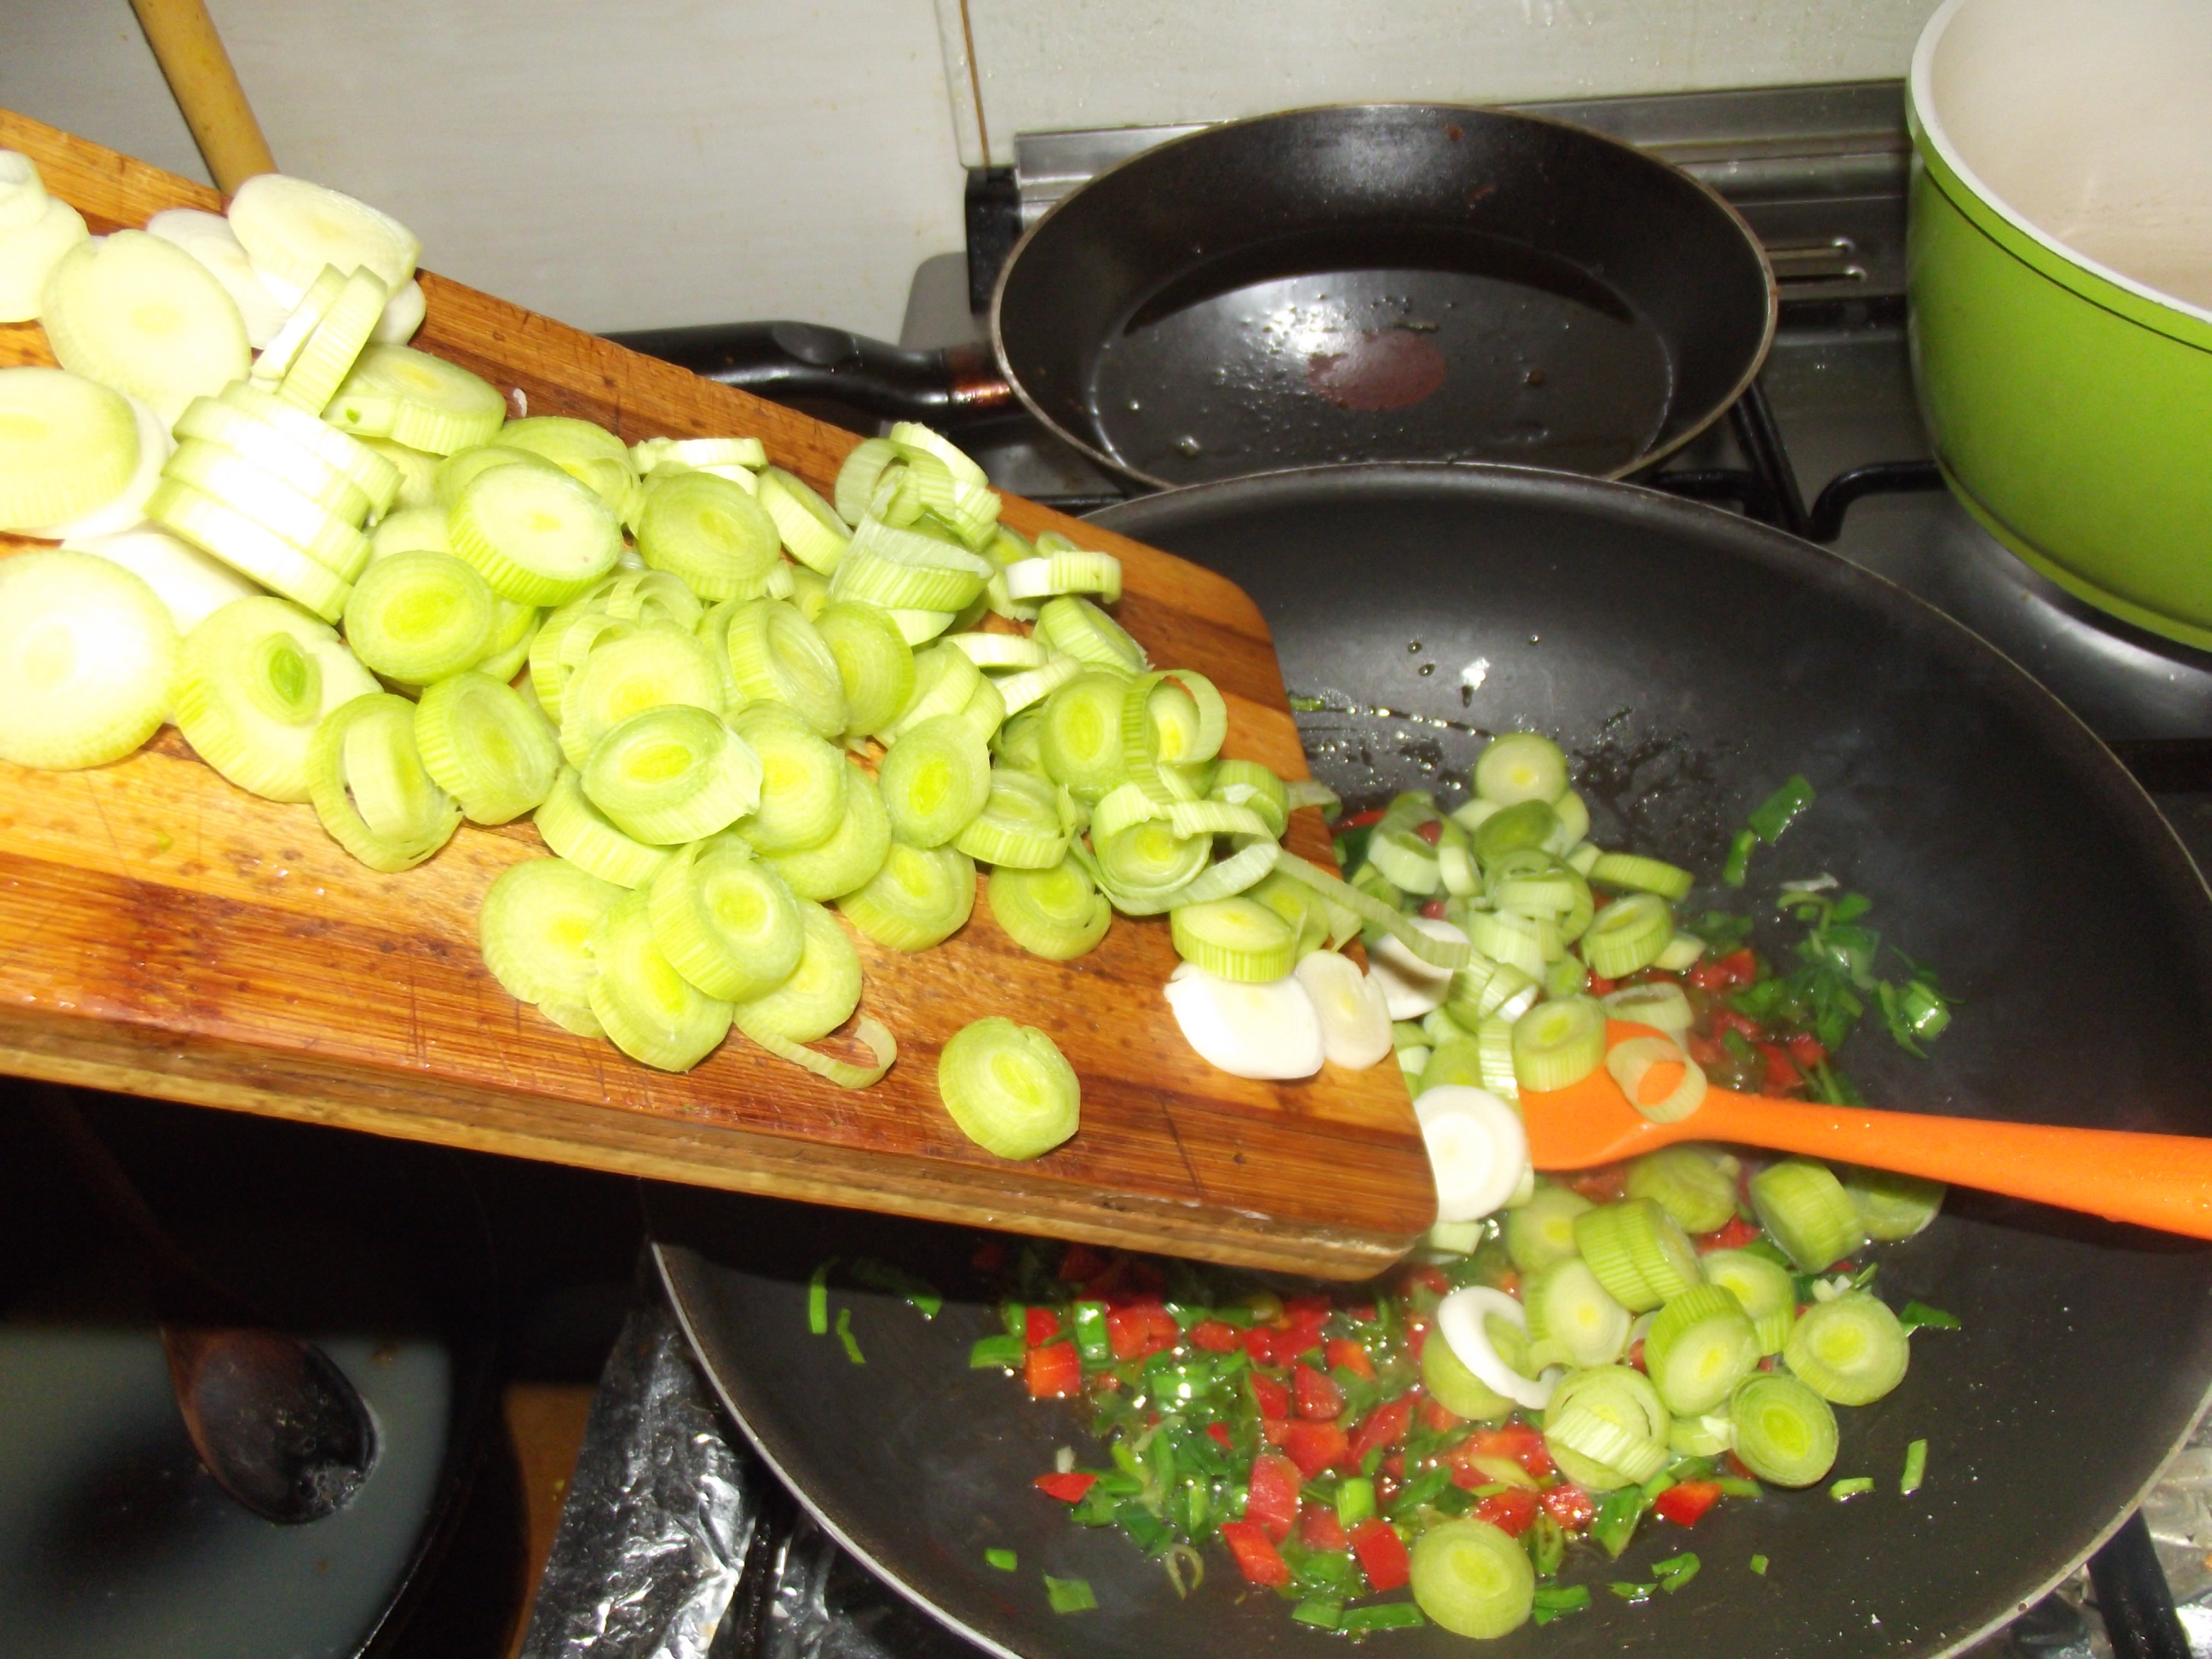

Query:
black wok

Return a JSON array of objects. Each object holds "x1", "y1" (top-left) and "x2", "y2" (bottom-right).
[
  {"x1": 613, "y1": 106, "x2": 1774, "y2": 490},
  {"x1": 651, "y1": 467, "x2": 2212, "y2": 1659}
]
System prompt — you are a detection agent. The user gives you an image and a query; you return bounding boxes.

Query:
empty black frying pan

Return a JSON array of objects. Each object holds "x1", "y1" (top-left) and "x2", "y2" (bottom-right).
[
  {"x1": 612, "y1": 106, "x2": 1774, "y2": 490},
  {"x1": 651, "y1": 465, "x2": 2212, "y2": 1659}
]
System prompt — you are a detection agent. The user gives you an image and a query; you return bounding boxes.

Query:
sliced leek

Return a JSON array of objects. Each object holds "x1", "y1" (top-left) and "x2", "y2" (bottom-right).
[
  {"x1": 0, "y1": 367, "x2": 140, "y2": 532},
  {"x1": 879, "y1": 712, "x2": 990, "y2": 848},
  {"x1": 534, "y1": 765, "x2": 670, "y2": 888},
  {"x1": 450, "y1": 462, "x2": 622, "y2": 605},
  {"x1": 721, "y1": 598, "x2": 847, "y2": 737},
  {"x1": 583, "y1": 706, "x2": 761, "y2": 845},
  {"x1": 763, "y1": 761, "x2": 891, "y2": 900},
  {"x1": 413, "y1": 669, "x2": 559, "y2": 823},
  {"x1": 588, "y1": 889, "x2": 733, "y2": 1071},
  {"x1": 812, "y1": 601, "x2": 913, "y2": 739},
  {"x1": 1292, "y1": 949, "x2": 1393, "y2": 1069},
  {"x1": 343, "y1": 549, "x2": 497, "y2": 685},
  {"x1": 1624, "y1": 1146, "x2": 1739, "y2": 1235},
  {"x1": 0, "y1": 550, "x2": 177, "y2": 770},
  {"x1": 323, "y1": 344, "x2": 505, "y2": 454},
  {"x1": 174, "y1": 595, "x2": 377, "y2": 800},
  {"x1": 647, "y1": 838, "x2": 805, "y2": 1001},
  {"x1": 937, "y1": 1017, "x2": 1079, "y2": 1159},
  {"x1": 478, "y1": 856, "x2": 622, "y2": 1033},
  {"x1": 1783, "y1": 1292, "x2": 1910, "y2": 1406},
  {"x1": 728, "y1": 702, "x2": 846, "y2": 853},
  {"x1": 729, "y1": 899, "x2": 860, "y2": 1043},
  {"x1": 1749, "y1": 1158, "x2": 1867, "y2": 1272},
  {"x1": 307, "y1": 691, "x2": 461, "y2": 871},
  {"x1": 1605, "y1": 1034, "x2": 1708, "y2": 1124},
  {"x1": 636, "y1": 467, "x2": 781, "y2": 601},
  {"x1": 40, "y1": 230, "x2": 251, "y2": 422},
  {"x1": 838, "y1": 837, "x2": 975, "y2": 950},
  {"x1": 1511, "y1": 994, "x2": 1606, "y2": 1091}
]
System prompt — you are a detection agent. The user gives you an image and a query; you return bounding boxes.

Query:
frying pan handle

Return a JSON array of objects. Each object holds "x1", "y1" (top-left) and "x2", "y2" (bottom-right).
[
  {"x1": 603, "y1": 320, "x2": 1017, "y2": 426},
  {"x1": 2089, "y1": 1513, "x2": 2190, "y2": 1659}
]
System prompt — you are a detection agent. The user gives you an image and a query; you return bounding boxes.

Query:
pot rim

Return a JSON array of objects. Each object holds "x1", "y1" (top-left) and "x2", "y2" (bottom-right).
[{"x1": 1908, "y1": 0, "x2": 2212, "y2": 349}]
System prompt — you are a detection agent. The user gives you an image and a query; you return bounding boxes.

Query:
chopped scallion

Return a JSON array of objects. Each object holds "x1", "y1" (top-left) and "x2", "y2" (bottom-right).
[
  {"x1": 1722, "y1": 827, "x2": 1757, "y2": 889},
  {"x1": 1750, "y1": 1554, "x2": 1770, "y2": 1576},
  {"x1": 1610, "y1": 1581, "x2": 1656, "y2": 1604},
  {"x1": 1652, "y1": 1552, "x2": 1701, "y2": 1592},
  {"x1": 1829, "y1": 1476, "x2": 1874, "y2": 1501},
  {"x1": 1748, "y1": 774, "x2": 1817, "y2": 843},
  {"x1": 1043, "y1": 1574, "x2": 1097, "y2": 1614},
  {"x1": 1529, "y1": 1584, "x2": 1591, "y2": 1625},
  {"x1": 1899, "y1": 1300, "x2": 1962, "y2": 1333},
  {"x1": 835, "y1": 1305, "x2": 865, "y2": 1366},
  {"x1": 1292, "y1": 1598, "x2": 1343, "y2": 1629},
  {"x1": 969, "y1": 1334, "x2": 1025, "y2": 1369},
  {"x1": 1340, "y1": 1603, "x2": 1426, "y2": 1633},
  {"x1": 1901, "y1": 1438, "x2": 1929, "y2": 1496},
  {"x1": 807, "y1": 1257, "x2": 835, "y2": 1335},
  {"x1": 985, "y1": 1547, "x2": 1017, "y2": 1571},
  {"x1": 850, "y1": 1256, "x2": 943, "y2": 1318}
]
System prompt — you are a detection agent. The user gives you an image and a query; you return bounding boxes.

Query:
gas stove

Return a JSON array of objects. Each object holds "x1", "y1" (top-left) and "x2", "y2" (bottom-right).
[{"x1": 894, "y1": 81, "x2": 2212, "y2": 878}]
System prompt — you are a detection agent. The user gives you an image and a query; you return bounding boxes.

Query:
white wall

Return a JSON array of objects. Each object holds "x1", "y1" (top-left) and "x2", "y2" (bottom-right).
[{"x1": 6, "y1": 0, "x2": 1943, "y2": 338}]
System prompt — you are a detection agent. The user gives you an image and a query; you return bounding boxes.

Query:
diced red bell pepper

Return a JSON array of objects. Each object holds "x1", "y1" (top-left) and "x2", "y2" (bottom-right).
[
  {"x1": 1568, "y1": 1165, "x2": 1628, "y2": 1205},
  {"x1": 1033, "y1": 1470, "x2": 1097, "y2": 1503},
  {"x1": 1025, "y1": 1342, "x2": 1082, "y2": 1399},
  {"x1": 1057, "y1": 1242, "x2": 1107, "y2": 1282},
  {"x1": 1698, "y1": 1214, "x2": 1761, "y2": 1252},
  {"x1": 1341, "y1": 806, "x2": 1387, "y2": 830},
  {"x1": 1282, "y1": 1312, "x2": 1329, "y2": 1362},
  {"x1": 1327, "y1": 1338, "x2": 1376, "y2": 1380},
  {"x1": 1758, "y1": 1041, "x2": 1802, "y2": 1094},
  {"x1": 1025, "y1": 1307, "x2": 1061, "y2": 1347},
  {"x1": 1299, "y1": 1506, "x2": 1350, "y2": 1551},
  {"x1": 1414, "y1": 819, "x2": 1443, "y2": 845},
  {"x1": 1248, "y1": 1371, "x2": 1291, "y2": 1420},
  {"x1": 1725, "y1": 1451, "x2": 1758, "y2": 1483},
  {"x1": 1208, "y1": 1421, "x2": 1236, "y2": 1455},
  {"x1": 1687, "y1": 1033, "x2": 1729, "y2": 1067},
  {"x1": 1419, "y1": 1398, "x2": 1460, "y2": 1433},
  {"x1": 1465, "y1": 1423, "x2": 1556, "y2": 1479},
  {"x1": 1106, "y1": 1303, "x2": 1180, "y2": 1362},
  {"x1": 1539, "y1": 1483, "x2": 1596, "y2": 1531},
  {"x1": 1584, "y1": 972, "x2": 1617, "y2": 997},
  {"x1": 1284, "y1": 1420, "x2": 1350, "y2": 1480},
  {"x1": 1381, "y1": 1451, "x2": 1406, "y2": 1480},
  {"x1": 1189, "y1": 1319, "x2": 1241, "y2": 1353},
  {"x1": 1294, "y1": 1363, "x2": 1345, "y2": 1420},
  {"x1": 1786, "y1": 1033, "x2": 1829, "y2": 1069},
  {"x1": 1350, "y1": 1519, "x2": 1411, "y2": 1593},
  {"x1": 1262, "y1": 1417, "x2": 1290, "y2": 1447},
  {"x1": 1652, "y1": 1480, "x2": 1724, "y2": 1528},
  {"x1": 1245, "y1": 1453, "x2": 1303, "y2": 1541},
  {"x1": 1284, "y1": 1293, "x2": 1334, "y2": 1321},
  {"x1": 1406, "y1": 1264, "x2": 1452, "y2": 1296},
  {"x1": 1347, "y1": 1396, "x2": 1414, "y2": 1465},
  {"x1": 1241, "y1": 1326, "x2": 1278, "y2": 1365},
  {"x1": 1473, "y1": 1487, "x2": 1539, "y2": 1537},
  {"x1": 1711, "y1": 1008, "x2": 1767, "y2": 1044},
  {"x1": 1688, "y1": 948, "x2": 1758, "y2": 991},
  {"x1": 1220, "y1": 1521, "x2": 1293, "y2": 1588},
  {"x1": 1419, "y1": 897, "x2": 1449, "y2": 920}
]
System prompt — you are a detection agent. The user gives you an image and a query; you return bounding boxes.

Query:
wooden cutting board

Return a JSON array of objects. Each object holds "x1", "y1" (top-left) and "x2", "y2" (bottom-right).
[{"x1": 0, "y1": 110, "x2": 1433, "y2": 1279}]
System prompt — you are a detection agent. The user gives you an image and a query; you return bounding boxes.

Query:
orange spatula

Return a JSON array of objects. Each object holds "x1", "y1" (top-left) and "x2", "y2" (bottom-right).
[{"x1": 1519, "y1": 1020, "x2": 2212, "y2": 1241}]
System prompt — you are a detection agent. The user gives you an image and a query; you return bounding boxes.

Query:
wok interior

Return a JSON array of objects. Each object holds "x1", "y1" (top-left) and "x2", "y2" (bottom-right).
[
  {"x1": 996, "y1": 107, "x2": 1771, "y2": 485},
  {"x1": 658, "y1": 469, "x2": 2212, "y2": 1659}
]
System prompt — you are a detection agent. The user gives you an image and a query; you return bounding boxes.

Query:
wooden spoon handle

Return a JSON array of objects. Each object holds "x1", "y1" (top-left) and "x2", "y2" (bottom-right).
[
  {"x1": 1708, "y1": 1091, "x2": 2212, "y2": 1239},
  {"x1": 129, "y1": 0, "x2": 275, "y2": 194}
]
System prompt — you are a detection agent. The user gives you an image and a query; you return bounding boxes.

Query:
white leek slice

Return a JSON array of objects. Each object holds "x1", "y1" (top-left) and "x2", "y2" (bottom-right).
[
  {"x1": 21, "y1": 393, "x2": 172, "y2": 539},
  {"x1": 0, "y1": 195, "x2": 88, "y2": 323},
  {"x1": 371, "y1": 278, "x2": 426, "y2": 345},
  {"x1": 0, "y1": 150, "x2": 46, "y2": 234},
  {"x1": 40, "y1": 230, "x2": 251, "y2": 423},
  {"x1": 1414, "y1": 1083, "x2": 1529, "y2": 1223},
  {"x1": 0, "y1": 549, "x2": 177, "y2": 770},
  {"x1": 228, "y1": 174, "x2": 420, "y2": 295},
  {"x1": 1435, "y1": 1284, "x2": 1558, "y2": 1411},
  {"x1": 0, "y1": 367, "x2": 138, "y2": 532},
  {"x1": 63, "y1": 526, "x2": 261, "y2": 636},
  {"x1": 1292, "y1": 949, "x2": 1393, "y2": 1068},
  {"x1": 1368, "y1": 917, "x2": 1467, "y2": 1019},
  {"x1": 144, "y1": 207, "x2": 289, "y2": 348},
  {"x1": 1161, "y1": 962, "x2": 1323, "y2": 1080}
]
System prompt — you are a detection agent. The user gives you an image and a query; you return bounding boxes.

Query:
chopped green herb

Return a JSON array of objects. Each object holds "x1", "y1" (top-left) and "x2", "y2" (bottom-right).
[
  {"x1": 1750, "y1": 1554, "x2": 1770, "y2": 1576},
  {"x1": 835, "y1": 1305, "x2": 865, "y2": 1365},
  {"x1": 1337, "y1": 1476, "x2": 1377, "y2": 1529},
  {"x1": 1071, "y1": 1300, "x2": 1112, "y2": 1369},
  {"x1": 1340, "y1": 1603, "x2": 1426, "y2": 1633},
  {"x1": 1287, "y1": 693, "x2": 1331, "y2": 712},
  {"x1": 985, "y1": 1547, "x2": 1017, "y2": 1571},
  {"x1": 1524, "y1": 1511, "x2": 1566, "y2": 1579},
  {"x1": 1590, "y1": 1484, "x2": 1650, "y2": 1559},
  {"x1": 969, "y1": 1334, "x2": 1025, "y2": 1369},
  {"x1": 1748, "y1": 774, "x2": 1817, "y2": 844},
  {"x1": 1292, "y1": 1599, "x2": 1343, "y2": 1629},
  {"x1": 807, "y1": 1257, "x2": 835, "y2": 1335},
  {"x1": 1529, "y1": 1584, "x2": 1591, "y2": 1624},
  {"x1": 850, "y1": 1257, "x2": 943, "y2": 1318},
  {"x1": 1899, "y1": 1300, "x2": 1962, "y2": 1333},
  {"x1": 1901, "y1": 1438, "x2": 1929, "y2": 1496},
  {"x1": 1722, "y1": 827, "x2": 1758, "y2": 888},
  {"x1": 1043, "y1": 1574, "x2": 1097, "y2": 1614},
  {"x1": 1652, "y1": 1552, "x2": 1701, "y2": 1592},
  {"x1": 1610, "y1": 1581, "x2": 1657, "y2": 1604},
  {"x1": 1829, "y1": 1476, "x2": 1874, "y2": 1501},
  {"x1": 1713, "y1": 1476, "x2": 1763, "y2": 1499}
]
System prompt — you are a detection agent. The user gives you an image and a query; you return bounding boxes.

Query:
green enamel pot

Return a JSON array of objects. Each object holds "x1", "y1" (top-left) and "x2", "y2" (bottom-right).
[{"x1": 1907, "y1": 0, "x2": 2212, "y2": 649}]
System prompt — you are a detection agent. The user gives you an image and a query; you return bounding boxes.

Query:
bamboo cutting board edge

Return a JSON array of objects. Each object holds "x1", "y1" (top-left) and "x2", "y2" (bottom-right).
[{"x1": 0, "y1": 109, "x2": 1434, "y2": 1278}]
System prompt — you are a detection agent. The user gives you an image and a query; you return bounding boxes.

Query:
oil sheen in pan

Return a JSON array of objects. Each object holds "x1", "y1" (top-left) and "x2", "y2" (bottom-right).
[{"x1": 1082, "y1": 225, "x2": 1679, "y2": 487}]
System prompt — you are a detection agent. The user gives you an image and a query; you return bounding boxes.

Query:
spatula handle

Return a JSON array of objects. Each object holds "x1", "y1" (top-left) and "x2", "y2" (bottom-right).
[{"x1": 1712, "y1": 1092, "x2": 2212, "y2": 1240}]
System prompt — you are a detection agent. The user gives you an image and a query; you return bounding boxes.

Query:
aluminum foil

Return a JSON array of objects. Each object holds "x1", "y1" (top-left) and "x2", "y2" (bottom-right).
[
  {"x1": 518, "y1": 1301, "x2": 758, "y2": 1659},
  {"x1": 755, "y1": 1508, "x2": 981, "y2": 1659}
]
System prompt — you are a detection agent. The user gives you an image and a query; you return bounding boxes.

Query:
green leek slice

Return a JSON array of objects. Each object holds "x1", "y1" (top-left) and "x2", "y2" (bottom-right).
[
  {"x1": 1783, "y1": 1292, "x2": 1910, "y2": 1406},
  {"x1": 813, "y1": 601, "x2": 914, "y2": 739},
  {"x1": 413, "y1": 669, "x2": 559, "y2": 823},
  {"x1": 763, "y1": 761, "x2": 891, "y2": 900},
  {"x1": 1037, "y1": 667, "x2": 1135, "y2": 802},
  {"x1": 636, "y1": 467, "x2": 781, "y2": 600},
  {"x1": 936, "y1": 1017, "x2": 1079, "y2": 1160},
  {"x1": 1524, "y1": 1256, "x2": 1632, "y2": 1370},
  {"x1": 583, "y1": 705, "x2": 761, "y2": 845},
  {"x1": 837, "y1": 837, "x2": 975, "y2": 950},
  {"x1": 1701, "y1": 1247, "x2": 1798, "y2": 1354},
  {"x1": 1511, "y1": 994, "x2": 1606, "y2": 1091},
  {"x1": 342, "y1": 549, "x2": 497, "y2": 685},
  {"x1": 1730, "y1": 1372, "x2": 1839, "y2": 1488},
  {"x1": 212, "y1": 382, "x2": 402, "y2": 513},
  {"x1": 1748, "y1": 1158, "x2": 1868, "y2": 1271},
  {"x1": 0, "y1": 549, "x2": 176, "y2": 770},
  {"x1": 1624, "y1": 1146, "x2": 1739, "y2": 1235},
  {"x1": 1606, "y1": 1034, "x2": 1708, "y2": 1124},
  {"x1": 727, "y1": 899, "x2": 860, "y2": 1043},
  {"x1": 1168, "y1": 896, "x2": 1296, "y2": 982},
  {"x1": 721, "y1": 598, "x2": 847, "y2": 737},
  {"x1": 450, "y1": 462, "x2": 621, "y2": 605},
  {"x1": 588, "y1": 888, "x2": 734, "y2": 1071},
  {"x1": 146, "y1": 477, "x2": 352, "y2": 622},
  {"x1": 1578, "y1": 891, "x2": 1674, "y2": 979},
  {"x1": 559, "y1": 624, "x2": 725, "y2": 768},
  {"x1": 1540, "y1": 1364, "x2": 1668, "y2": 1488},
  {"x1": 986, "y1": 858, "x2": 1111, "y2": 960},
  {"x1": 1037, "y1": 594, "x2": 1146, "y2": 673},
  {"x1": 881, "y1": 640, "x2": 983, "y2": 742},
  {"x1": 322, "y1": 343, "x2": 505, "y2": 454},
  {"x1": 534, "y1": 766, "x2": 670, "y2": 888},
  {"x1": 1505, "y1": 1184, "x2": 1591, "y2": 1275},
  {"x1": 307, "y1": 691, "x2": 461, "y2": 871},
  {"x1": 228, "y1": 173, "x2": 419, "y2": 295},
  {"x1": 1473, "y1": 732, "x2": 1568, "y2": 806},
  {"x1": 1420, "y1": 1319, "x2": 1516, "y2": 1421},
  {"x1": 647, "y1": 838, "x2": 804, "y2": 1001},
  {"x1": 1843, "y1": 1166, "x2": 1946, "y2": 1241},
  {"x1": 1408, "y1": 1520, "x2": 1534, "y2": 1640},
  {"x1": 953, "y1": 768, "x2": 1069, "y2": 868},
  {"x1": 755, "y1": 466, "x2": 850, "y2": 575},
  {"x1": 174, "y1": 595, "x2": 377, "y2": 800},
  {"x1": 1573, "y1": 1197, "x2": 1704, "y2": 1313},
  {"x1": 878, "y1": 712, "x2": 990, "y2": 848},
  {"x1": 493, "y1": 416, "x2": 639, "y2": 522},
  {"x1": 1601, "y1": 981, "x2": 1694, "y2": 1035},
  {"x1": 478, "y1": 855, "x2": 622, "y2": 1033},
  {"x1": 728, "y1": 703, "x2": 846, "y2": 853},
  {"x1": 276, "y1": 266, "x2": 388, "y2": 413},
  {"x1": 1645, "y1": 1285, "x2": 1761, "y2": 1416},
  {"x1": 1588, "y1": 850, "x2": 1695, "y2": 901}
]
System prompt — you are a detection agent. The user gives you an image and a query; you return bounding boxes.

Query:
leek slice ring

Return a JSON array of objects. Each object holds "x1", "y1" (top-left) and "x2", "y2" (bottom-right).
[{"x1": 1605, "y1": 1034, "x2": 1708, "y2": 1124}]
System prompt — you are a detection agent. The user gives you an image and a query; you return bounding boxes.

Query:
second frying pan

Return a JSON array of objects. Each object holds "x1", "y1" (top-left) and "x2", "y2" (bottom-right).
[{"x1": 613, "y1": 105, "x2": 1775, "y2": 490}]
